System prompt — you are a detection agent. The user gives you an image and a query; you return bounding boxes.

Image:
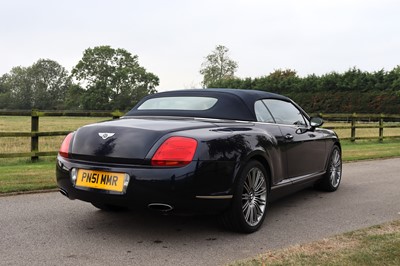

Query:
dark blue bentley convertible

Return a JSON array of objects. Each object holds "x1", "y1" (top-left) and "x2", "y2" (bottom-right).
[{"x1": 57, "y1": 89, "x2": 342, "y2": 233}]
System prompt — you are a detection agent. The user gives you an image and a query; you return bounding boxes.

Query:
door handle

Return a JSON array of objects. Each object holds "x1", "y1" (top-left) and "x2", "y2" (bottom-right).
[{"x1": 285, "y1": 134, "x2": 294, "y2": 140}]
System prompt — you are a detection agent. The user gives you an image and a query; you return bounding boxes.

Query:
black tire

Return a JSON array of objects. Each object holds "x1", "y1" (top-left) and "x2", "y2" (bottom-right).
[
  {"x1": 91, "y1": 202, "x2": 127, "y2": 212},
  {"x1": 316, "y1": 145, "x2": 342, "y2": 192},
  {"x1": 220, "y1": 160, "x2": 269, "y2": 233}
]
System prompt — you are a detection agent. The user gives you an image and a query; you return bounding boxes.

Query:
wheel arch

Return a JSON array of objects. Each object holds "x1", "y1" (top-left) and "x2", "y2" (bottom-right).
[
  {"x1": 333, "y1": 139, "x2": 342, "y2": 151},
  {"x1": 250, "y1": 154, "x2": 272, "y2": 191},
  {"x1": 221, "y1": 154, "x2": 271, "y2": 233},
  {"x1": 325, "y1": 139, "x2": 342, "y2": 169},
  {"x1": 235, "y1": 151, "x2": 273, "y2": 192}
]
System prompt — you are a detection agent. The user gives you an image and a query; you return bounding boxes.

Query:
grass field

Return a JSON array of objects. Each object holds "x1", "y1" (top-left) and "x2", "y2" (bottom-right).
[
  {"x1": 0, "y1": 160, "x2": 55, "y2": 193},
  {"x1": 341, "y1": 139, "x2": 400, "y2": 161},
  {"x1": 324, "y1": 121, "x2": 400, "y2": 139},
  {"x1": 0, "y1": 116, "x2": 110, "y2": 154},
  {"x1": 232, "y1": 220, "x2": 400, "y2": 266}
]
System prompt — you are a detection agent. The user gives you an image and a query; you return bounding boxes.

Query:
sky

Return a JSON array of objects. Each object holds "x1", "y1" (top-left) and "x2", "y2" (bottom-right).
[{"x1": 1, "y1": 0, "x2": 400, "y2": 91}]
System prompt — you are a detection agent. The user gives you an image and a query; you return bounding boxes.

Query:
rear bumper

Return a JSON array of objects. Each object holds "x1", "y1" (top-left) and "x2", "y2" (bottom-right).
[{"x1": 56, "y1": 156, "x2": 236, "y2": 213}]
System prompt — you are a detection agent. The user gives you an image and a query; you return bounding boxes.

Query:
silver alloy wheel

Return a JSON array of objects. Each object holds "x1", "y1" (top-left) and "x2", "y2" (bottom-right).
[
  {"x1": 242, "y1": 167, "x2": 267, "y2": 226},
  {"x1": 329, "y1": 148, "x2": 342, "y2": 188}
]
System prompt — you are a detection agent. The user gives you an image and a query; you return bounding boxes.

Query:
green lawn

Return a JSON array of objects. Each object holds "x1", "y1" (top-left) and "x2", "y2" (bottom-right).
[
  {"x1": 0, "y1": 159, "x2": 56, "y2": 193},
  {"x1": 231, "y1": 220, "x2": 400, "y2": 266},
  {"x1": 341, "y1": 139, "x2": 400, "y2": 161}
]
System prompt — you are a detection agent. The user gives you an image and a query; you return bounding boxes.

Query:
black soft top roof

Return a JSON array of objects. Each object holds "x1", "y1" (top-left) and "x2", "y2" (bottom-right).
[{"x1": 125, "y1": 88, "x2": 291, "y2": 121}]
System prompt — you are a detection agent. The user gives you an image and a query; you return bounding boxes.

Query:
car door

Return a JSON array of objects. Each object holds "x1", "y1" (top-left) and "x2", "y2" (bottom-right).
[
  {"x1": 254, "y1": 100, "x2": 287, "y2": 185},
  {"x1": 261, "y1": 99, "x2": 327, "y2": 179}
]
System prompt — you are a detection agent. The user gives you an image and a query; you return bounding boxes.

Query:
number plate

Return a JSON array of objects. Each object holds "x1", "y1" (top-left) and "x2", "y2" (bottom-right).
[{"x1": 76, "y1": 169, "x2": 127, "y2": 193}]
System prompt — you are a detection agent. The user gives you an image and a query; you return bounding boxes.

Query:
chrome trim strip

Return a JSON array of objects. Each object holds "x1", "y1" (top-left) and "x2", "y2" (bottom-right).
[
  {"x1": 195, "y1": 195, "x2": 233, "y2": 199},
  {"x1": 271, "y1": 171, "x2": 326, "y2": 191},
  {"x1": 271, "y1": 179, "x2": 291, "y2": 190},
  {"x1": 290, "y1": 171, "x2": 326, "y2": 184}
]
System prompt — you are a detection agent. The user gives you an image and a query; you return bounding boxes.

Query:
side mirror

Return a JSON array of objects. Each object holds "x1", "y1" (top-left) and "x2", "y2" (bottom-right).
[{"x1": 310, "y1": 117, "x2": 324, "y2": 128}]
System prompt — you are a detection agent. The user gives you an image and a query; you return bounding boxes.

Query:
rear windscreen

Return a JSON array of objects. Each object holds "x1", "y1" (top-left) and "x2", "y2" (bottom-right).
[{"x1": 137, "y1": 96, "x2": 218, "y2": 111}]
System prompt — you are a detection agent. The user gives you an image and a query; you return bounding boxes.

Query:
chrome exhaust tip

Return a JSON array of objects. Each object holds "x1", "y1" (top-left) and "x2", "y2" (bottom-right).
[
  {"x1": 147, "y1": 203, "x2": 173, "y2": 212},
  {"x1": 59, "y1": 188, "x2": 69, "y2": 198}
]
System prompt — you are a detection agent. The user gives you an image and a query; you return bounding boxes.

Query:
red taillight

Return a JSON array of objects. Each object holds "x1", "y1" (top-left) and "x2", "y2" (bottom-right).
[
  {"x1": 59, "y1": 132, "x2": 74, "y2": 158},
  {"x1": 151, "y1": 137, "x2": 198, "y2": 167}
]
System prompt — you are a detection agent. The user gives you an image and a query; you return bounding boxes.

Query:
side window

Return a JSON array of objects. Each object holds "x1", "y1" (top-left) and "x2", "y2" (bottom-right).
[
  {"x1": 254, "y1": 100, "x2": 275, "y2": 123},
  {"x1": 262, "y1": 99, "x2": 307, "y2": 126}
]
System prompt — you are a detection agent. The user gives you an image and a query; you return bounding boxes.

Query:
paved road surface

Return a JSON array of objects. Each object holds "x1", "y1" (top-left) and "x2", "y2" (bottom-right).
[{"x1": 1, "y1": 158, "x2": 399, "y2": 266}]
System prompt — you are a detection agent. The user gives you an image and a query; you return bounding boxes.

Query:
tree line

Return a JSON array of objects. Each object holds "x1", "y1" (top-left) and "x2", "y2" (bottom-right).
[
  {"x1": 1, "y1": 44, "x2": 399, "y2": 113},
  {"x1": 201, "y1": 45, "x2": 400, "y2": 114},
  {"x1": 0, "y1": 46, "x2": 158, "y2": 111},
  {"x1": 208, "y1": 67, "x2": 400, "y2": 114}
]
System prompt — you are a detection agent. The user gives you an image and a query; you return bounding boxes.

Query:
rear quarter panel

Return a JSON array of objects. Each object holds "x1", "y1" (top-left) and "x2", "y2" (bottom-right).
[{"x1": 150, "y1": 125, "x2": 285, "y2": 192}]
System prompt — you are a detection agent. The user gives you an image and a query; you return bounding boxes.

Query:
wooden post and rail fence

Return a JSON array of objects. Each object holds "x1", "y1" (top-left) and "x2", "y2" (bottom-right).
[
  {"x1": 1, "y1": 111, "x2": 400, "y2": 162},
  {"x1": 0, "y1": 110, "x2": 123, "y2": 162}
]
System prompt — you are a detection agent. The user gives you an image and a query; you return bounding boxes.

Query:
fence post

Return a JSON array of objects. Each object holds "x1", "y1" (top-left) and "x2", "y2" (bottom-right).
[
  {"x1": 31, "y1": 110, "x2": 39, "y2": 162},
  {"x1": 379, "y1": 115, "x2": 384, "y2": 142},
  {"x1": 351, "y1": 113, "x2": 356, "y2": 142}
]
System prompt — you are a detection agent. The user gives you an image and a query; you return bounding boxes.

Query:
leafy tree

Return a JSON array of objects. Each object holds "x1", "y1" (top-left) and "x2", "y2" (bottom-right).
[
  {"x1": 0, "y1": 59, "x2": 70, "y2": 109},
  {"x1": 264, "y1": 69, "x2": 300, "y2": 93},
  {"x1": 298, "y1": 74, "x2": 320, "y2": 93},
  {"x1": 0, "y1": 75, "x2": 12, "y2": 109},
  {"x1": 71, "y1": 46, "x2": 159, "y2": 110},
  {"x1": 200, "y1": 45, "x2": 238, "y2": 88},
  {"x1": 30, "y1": 59, "x2": 71, "y2": 109},
  {"x1": 1, "y1": 66, "x2": 35, "y2": 109},
  {"x1": 63, "y1": 84, "x2": 85, "y2": 110},
  {"x1": 387, "y1": 66, "x2": 400, "y2": 91}
]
